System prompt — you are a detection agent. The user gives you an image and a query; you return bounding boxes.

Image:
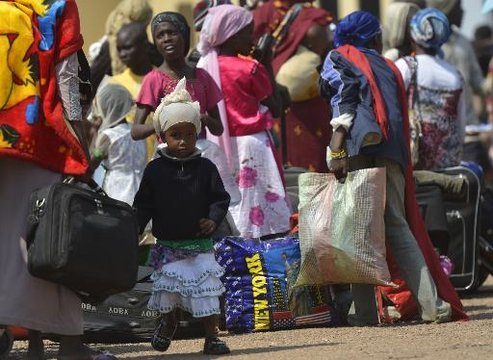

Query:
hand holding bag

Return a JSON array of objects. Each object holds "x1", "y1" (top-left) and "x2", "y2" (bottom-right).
[
  {"x1": 296, "y1": 168, "x2": 394, "y2": 287},
  {"x1": 26, "y1": 178, "x2": 139, "y2": 303}
]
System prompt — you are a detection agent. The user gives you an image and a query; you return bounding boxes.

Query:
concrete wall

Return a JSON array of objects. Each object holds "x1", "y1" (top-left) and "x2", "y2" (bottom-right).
[
  {"x1": 147, "y1": 0, "x2": 199, "y2": 45},
  {"x1": 77, "y1": 0, "x2": 121, "y2": 51}
]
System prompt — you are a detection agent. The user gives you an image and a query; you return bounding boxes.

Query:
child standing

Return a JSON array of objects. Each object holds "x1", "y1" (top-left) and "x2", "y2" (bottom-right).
[
  {"x1": 198, "y1": 4, "x2": 291, "y2": 238},
  {"x1": 133, "y1": 78, "x2": 231, "y2": 355},
  {"x1": 91, "y1": 83, "x2": 147, "y2": 205},
  {"x1": 132, "y1": 11, "x2": 241, "y2": 206}
]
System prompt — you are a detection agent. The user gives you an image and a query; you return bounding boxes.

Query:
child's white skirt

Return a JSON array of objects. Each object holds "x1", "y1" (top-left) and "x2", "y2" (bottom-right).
[{"x1": 148, "y1": 253, "x2": 225, "y2": 318}]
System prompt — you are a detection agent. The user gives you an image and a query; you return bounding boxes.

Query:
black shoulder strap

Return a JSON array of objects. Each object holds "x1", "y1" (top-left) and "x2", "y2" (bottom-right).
[
  {"x1": 403, "y1": 57, "x2": 418, "y2": 102},
  {"x1": 77, "y1": 50, "x2": 93, "y2": 103},
  {"x1": 77, "y1": 50, "x2": 91, "y2": 83}
]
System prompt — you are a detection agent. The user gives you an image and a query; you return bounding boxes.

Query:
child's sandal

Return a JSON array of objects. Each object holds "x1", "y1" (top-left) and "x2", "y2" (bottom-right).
[
  {"x1": 203, "y1": 337, "x2": 231, "y2": 355},
  {"x1": 151, "y1": 319, "x2": 176, "y2": 352}
]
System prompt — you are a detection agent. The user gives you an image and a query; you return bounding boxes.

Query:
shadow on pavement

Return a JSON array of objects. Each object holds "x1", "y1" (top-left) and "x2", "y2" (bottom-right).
[
  {"x1": 112, "y1": 341, "x2": 341, "y2": 359},
  {"x1": 460, "y1": 277, "x2": 493, "y2": 300},
  {"x1": 463, "y1": 303, "x2": 493, "y2": 320}
]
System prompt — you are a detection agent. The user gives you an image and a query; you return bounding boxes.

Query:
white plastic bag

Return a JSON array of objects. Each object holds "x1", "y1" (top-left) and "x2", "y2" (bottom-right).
[{"x1": 296, "y1": 168, "x2": 394, "y2": 287}]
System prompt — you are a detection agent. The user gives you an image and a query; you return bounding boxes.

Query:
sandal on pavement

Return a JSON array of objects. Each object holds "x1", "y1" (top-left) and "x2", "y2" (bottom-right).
[
  {"x1": 203, "y1": 337, "x2": 231, "y2": 355},
  {"x1": 151, "y1": 319, "x2": 177, "y2": 352}
]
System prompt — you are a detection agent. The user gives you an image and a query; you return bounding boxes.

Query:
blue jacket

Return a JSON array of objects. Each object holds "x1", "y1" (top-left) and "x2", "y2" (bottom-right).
[{"x1": 320, "y1": 48, "x2": 409, "y2": 170}]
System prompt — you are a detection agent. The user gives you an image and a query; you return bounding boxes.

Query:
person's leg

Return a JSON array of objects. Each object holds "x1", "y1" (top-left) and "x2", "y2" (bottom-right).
[
  {"x1": 150, "y1": 311, "x2": 177, "y2": 352},
  {"x1": 202, "y1": 315, "x2": 230, "y2": 355},
  {"x1": 58, "y1": 335, "x2": 93, "y2": 359},
  {"x1": 0, "y1": 327, "x2": 13, "y2": 359},
  {"x1": 57, "y1": 336, "x2": 117, "y2": 360},
  {"x1": 378, "y1": 158, "x2": 451, "y2": 322},
  {"x1": 203, "y1": 314, "x2": 217, "y2": 338},
  {"x1": 27, "y1": 330, "x2": 44, "y2": 359},
  {"x1": 347, "y1": 284, "x2": 379, "y2": 325},
  {"x1": 347, "y1": 155, "x2": 381, "y2": 325}
]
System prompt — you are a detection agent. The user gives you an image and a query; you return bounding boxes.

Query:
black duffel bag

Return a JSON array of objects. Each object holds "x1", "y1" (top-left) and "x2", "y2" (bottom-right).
[
  {"x1": 82, "y1": 266, "x2": 158, "y2": 343},
  {"x1": 26, "y1": 179, "x2": 139, "y2": 303},
  {"x1": 82, "y1": 267, "x2": 207, "y2": 343}
]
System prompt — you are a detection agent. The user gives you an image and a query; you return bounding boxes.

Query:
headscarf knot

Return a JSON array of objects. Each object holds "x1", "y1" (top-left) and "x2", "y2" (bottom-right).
[
  {"x1": 410, "y1": 8, "x2": 451, "y2": 57},
  {"x1": 334, "y1": 11, "x2": 381, "y2": 48},
  {"x1": 153, "y1": 77, "x2": 202, "y2": 135}
]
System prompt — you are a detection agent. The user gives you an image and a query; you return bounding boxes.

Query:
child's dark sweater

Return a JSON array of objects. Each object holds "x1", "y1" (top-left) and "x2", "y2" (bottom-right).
[{"x1": 133, "y1": 149, "x2": 230, "y2": 240}]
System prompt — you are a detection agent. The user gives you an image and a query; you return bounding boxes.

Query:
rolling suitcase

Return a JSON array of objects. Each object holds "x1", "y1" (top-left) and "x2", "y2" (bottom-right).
[{"x1": 415, "y1": 166, "x2": 481, "y2": 291}]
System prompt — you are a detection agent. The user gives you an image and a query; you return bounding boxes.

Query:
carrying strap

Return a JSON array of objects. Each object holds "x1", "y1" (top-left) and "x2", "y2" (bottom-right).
[
  {"x1": 64, "y1": 176, "x2": 108, "y2": 196},
  {"x1": 252, "y1": 3, "x2": 303, "y2": 68},
  {"x1": 402, "y1": 56, "x2": 423, "y2": 156},
  {"x1": 77, "y1": 49, "x2": 93, "y2": 104},
  {"x1": 403, "y1": 55, "x2": 423, "y2": 122},
  {"x1": 403, "y1": 56, "x2": 418, "y2": 97},
  {"x1": 271, "y1": 3, "x2": 304, "y2": 54},
  {"x1": 25, "y1": 178, "x2": 108, "y2": 248}
]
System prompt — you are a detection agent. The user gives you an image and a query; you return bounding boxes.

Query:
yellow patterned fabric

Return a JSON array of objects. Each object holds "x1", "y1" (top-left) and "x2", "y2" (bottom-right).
[
  {"x1": 296, "y1": 168, "x2": 393, "y2": 287},
  {"x1": 0, "y1": 0, "x2": 47, "y2": 111}
]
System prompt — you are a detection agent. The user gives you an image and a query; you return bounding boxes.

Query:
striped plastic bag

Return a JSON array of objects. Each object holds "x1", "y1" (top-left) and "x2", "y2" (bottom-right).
[{"x1": 295, "y1": 168, "x2": 394, "y2": 287}]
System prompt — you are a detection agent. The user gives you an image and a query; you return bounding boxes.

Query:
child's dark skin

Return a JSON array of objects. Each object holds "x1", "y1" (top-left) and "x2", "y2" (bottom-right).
[
  {"x1": 158, "y1": 121, "x2": 219, "y2": 344},
  {"x1": 131, "y1": 22, "x2": 223, "y2": 141}
]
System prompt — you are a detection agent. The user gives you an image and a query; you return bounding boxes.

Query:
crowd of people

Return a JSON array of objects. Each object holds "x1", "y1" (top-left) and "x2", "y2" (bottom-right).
[{"x1": 1, "y1": 0, "x2": 492, "y2": 358}]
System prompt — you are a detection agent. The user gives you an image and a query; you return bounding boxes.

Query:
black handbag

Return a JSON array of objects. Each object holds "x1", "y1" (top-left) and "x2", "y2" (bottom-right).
[{"x1": 26, "y1": 179, "x2": 139, "y2": 303}]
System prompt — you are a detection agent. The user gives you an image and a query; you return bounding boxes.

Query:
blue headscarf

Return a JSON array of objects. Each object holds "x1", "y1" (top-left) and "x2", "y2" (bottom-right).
[
  {"x1": 410, "y1": 8, "x2": 451, "y2": 57},
  {"x1": 333, "y1": 11, "x2": 381, "y2": 48}
]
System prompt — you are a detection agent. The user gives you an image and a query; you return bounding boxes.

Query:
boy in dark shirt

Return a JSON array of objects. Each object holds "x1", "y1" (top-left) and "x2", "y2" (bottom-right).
[{"x1": 133, "y1": 78, "x2": 231, "y2": 355}]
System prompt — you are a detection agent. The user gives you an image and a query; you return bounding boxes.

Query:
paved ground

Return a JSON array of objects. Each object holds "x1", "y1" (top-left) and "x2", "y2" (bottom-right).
[{"x1": 9, "y1": 276, "x2": 493, "y2": 359}]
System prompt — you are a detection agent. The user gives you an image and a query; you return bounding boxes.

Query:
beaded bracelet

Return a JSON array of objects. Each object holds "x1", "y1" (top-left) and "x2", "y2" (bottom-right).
[{"x1": 329, "y1": 149, "x2": 348, "y2": 160}]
